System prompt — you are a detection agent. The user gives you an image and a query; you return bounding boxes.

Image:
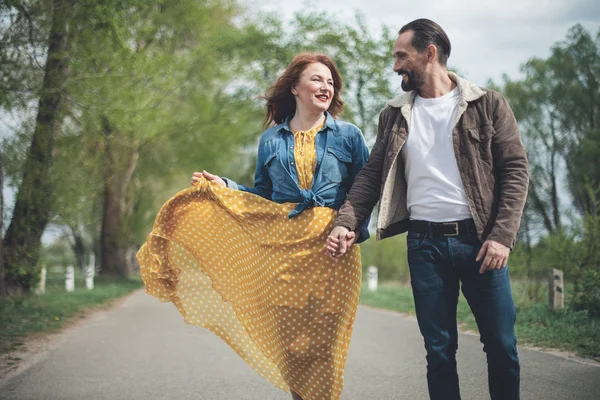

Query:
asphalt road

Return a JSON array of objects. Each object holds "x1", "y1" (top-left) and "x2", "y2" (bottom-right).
[{"x1": 1, "y1": 290, "x2": 598, "y2": 400}]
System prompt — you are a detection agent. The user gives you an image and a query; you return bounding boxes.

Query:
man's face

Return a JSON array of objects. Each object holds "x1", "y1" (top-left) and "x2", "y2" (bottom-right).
[{"x1": 393, "y1": 31, "x2": 427, "y2": 92}]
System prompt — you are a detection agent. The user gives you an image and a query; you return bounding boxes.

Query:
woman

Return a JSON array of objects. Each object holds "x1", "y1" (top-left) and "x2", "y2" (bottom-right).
[{"x1": 137, "y1": 53, "x2": 369, "y2": 400}]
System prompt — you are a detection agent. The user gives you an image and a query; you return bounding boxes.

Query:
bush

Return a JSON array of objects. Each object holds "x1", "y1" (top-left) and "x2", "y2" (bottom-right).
[
  {"x1": 573, "y1": 268, "x2": 600, "y2": 317},
  {"x1": 570, "y1": 215, "x2": 600, "y2": 317},
  {"x1": 510, "y1": 214, "x2": 600, "y2": 317}
]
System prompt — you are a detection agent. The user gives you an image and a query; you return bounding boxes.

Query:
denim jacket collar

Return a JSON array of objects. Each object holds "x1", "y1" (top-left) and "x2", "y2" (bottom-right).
[{"x1": 277, "y1": 111, "x2": 337, "y2": 134}]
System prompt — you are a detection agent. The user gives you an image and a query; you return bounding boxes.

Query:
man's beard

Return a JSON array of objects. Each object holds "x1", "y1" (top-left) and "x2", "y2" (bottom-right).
[{"x1": 398, "y1": 68, "x2": 425, "y2": 92}]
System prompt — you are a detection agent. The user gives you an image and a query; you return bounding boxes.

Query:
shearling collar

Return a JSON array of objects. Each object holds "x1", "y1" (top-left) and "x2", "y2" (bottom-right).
[{"x1": 386, "y1": 71, "x2": 485, "y2": 108}]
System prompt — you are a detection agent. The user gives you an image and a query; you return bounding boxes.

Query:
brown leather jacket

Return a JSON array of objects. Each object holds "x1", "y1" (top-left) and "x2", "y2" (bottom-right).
[{"x1": 334, "y1": 72, "x2": 529, "y2": 248}]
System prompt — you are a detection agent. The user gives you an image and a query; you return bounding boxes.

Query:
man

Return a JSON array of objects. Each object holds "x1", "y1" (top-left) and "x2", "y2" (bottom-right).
[{"x1": 326, "y1": 18, "x2": 528, "y2": 400}]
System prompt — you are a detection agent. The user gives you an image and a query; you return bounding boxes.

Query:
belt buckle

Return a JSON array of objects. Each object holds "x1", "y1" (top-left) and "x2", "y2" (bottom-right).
[{"x1": 443, "y1": 222, "x2": 459, "y2": 236}]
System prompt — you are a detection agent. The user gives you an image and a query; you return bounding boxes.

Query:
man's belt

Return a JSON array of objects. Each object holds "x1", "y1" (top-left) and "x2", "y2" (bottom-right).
[{"x1": 409, "y1": 219, "x2": 476, "y2": 237}]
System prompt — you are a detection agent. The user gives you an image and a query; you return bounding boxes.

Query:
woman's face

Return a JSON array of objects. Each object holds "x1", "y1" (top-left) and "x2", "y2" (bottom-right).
[{"x1": 291, "y1": 62, "x2": 334, "y2": 114}]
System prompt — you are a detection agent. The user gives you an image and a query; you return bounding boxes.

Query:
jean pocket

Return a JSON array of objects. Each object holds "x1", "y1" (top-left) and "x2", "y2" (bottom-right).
[
  {"x1": 321, "y1": 146, "x2": 352, "y2": 184},
  {"x1": 406, "y1": 231, "x2": 427, "y2": 251}
]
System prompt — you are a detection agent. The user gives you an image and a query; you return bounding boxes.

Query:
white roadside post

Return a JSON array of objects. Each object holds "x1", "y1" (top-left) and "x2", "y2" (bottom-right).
[
  {"x1": 549, "y1": 268, "x2": 564, "y2": 309},
  {"x1": 367, "y1": 266, "x2": 378, "y2": 291},
  {"x1": 85, "y1": 255, "x2": 95, "y2": 290},
  {"x1": 65, "y1": 265, "x2": 75, "y2": 292},
  {"x1": 36, "y1": 265, "x2": 47, "y2": 295}
]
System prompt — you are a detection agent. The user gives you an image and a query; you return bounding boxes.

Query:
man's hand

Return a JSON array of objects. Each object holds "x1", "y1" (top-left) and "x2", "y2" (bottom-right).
[
  {"x1": 191, "y1": 170, "x2": 226, "y2": 187},
  {"x1": 476, "y1": 239, "x2": 510, "y2": 274},
  {"x1": 326, "y1": 226, "x2": 356, "y2": 260}
]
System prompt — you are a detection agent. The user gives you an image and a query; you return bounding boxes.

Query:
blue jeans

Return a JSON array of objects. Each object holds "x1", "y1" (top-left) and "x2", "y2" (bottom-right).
[{"x1": 407, "y1": 227, "x2": 520, "y2": 400}]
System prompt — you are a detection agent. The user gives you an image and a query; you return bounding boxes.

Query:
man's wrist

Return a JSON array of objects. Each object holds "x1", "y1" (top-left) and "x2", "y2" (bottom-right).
[
  {"x1": 334, "y1": 224, "x2": 352, "y2": 232},
  {"x1": 333, "y1": 219, "x2": 356, "y2": 232},
  {"x1": 487, "y1": 228, "x2": 515, "y2": 249}
]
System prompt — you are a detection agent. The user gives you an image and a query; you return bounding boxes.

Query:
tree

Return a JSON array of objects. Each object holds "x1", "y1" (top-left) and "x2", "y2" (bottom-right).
[
  {"x1": 501, "y1": 65, "x2": 565, "y2": 235},
  {"x1": 60, "y1": 0, "x2": 256, "y2": 276},
  {"x1": 0, "y1": 1, "x2": 48, "y2": 111},
  {"x1": 498, "y1": 25, "x2": 600, "y2": 313},
  {"x1": 0, "y1": 145, "x2": 6, "y2": 297},
  {"x1": 500, "y1": 24, "x2": 600, "y2": 235},
  {"x1": 553, "y1": 26, "x2": 600, "y2": 217},
  {"x1": 2, "y1": 0, "x2": 73, "y2": 294}
]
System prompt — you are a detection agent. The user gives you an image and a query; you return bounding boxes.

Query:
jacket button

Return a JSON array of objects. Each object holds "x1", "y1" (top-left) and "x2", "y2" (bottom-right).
[{"x1": 387, "y1": 151, "x2": 393, "y2": 156}]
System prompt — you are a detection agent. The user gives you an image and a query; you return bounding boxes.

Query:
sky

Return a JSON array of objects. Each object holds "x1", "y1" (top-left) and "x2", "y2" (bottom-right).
[{"x1": 251, "y1": 0, "x2": 600, "y2": 89}]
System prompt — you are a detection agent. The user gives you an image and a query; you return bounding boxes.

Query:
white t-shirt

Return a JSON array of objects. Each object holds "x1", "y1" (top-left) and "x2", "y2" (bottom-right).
[{"x1": 401, "y1": 87, "x2": 473, "y2": 222}]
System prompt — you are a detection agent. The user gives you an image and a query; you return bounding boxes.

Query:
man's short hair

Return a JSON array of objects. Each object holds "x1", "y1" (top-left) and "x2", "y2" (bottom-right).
[{"x1": 399, "y1": 19, "x2": 451, "y2": 66}]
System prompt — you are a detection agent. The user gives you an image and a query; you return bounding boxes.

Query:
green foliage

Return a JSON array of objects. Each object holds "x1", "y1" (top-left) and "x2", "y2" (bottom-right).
[
  {"x1": 515, "y1": 303, "x2": 600, "y2": 358},
  {"x1": 0, "y1": 1, "x2": 49, "y2": 110},
  {"x1": 571, "y1": 214, "x2": 600, "y2": 316},
  {"x1": 66, "y1": 0, "x2": 269, "y2": 251},
  {"x1": 516, "y1": 230, "x2": 578, "y2": 278},
  {"x1": 1, "y1": 0, "x2": 75, "y2": 290},
  {"x1": 569, "y1": 128, "x2": 600, "y2": 216},
  {"x1": 1, "y1": 118, "x2": 35, "y2": 189},
  {"x1": 499, "y1": 24, "x2": 600, "y2": 233},
  {"x1": 360, "y1": 234, "x2": 410, "y2": 282},
  {"x1": 573, "y1": 268, "x2": 600, "y2": 317},
  {"x1": 496, "y1": 24, "x2": 600, "y2": 316},
  {"x1": 509, "y1": 213, "x2": 600, "y2": 316}
]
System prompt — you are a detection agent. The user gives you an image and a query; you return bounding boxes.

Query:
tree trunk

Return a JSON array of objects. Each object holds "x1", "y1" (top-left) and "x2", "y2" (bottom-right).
[
  {"x1": 92, "y1": 225, "x2": 101, "y2": 272},
  {"x1": 125, "y1": 245, "x2": 140, "y2": 275},
  {"x1": 528, "y1": 181, "x2": 555, "y2": 234},
  {"x1": 0, "y1": 148, "x2": 7, "y2": 298},
  {"x1": 2, "y1": 0, "x2": 72, "y2": 294},
  {"x1": 69, "y1": 225, "x2": 86, "y2": 270},
  {"x1": 100, "y1": 116, "x2": 139, "y2": 277},
  {"x1": 548, "y1": 114, "x2": 562, "y2": 229},
  {"x1": 356, "y1": 71, "x2": 366, "y2": 134}
]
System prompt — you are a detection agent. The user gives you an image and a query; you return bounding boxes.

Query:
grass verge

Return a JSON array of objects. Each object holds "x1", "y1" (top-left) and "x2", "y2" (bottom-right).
[
  {"x1": 359, "y1": 281, "x2": 600, "y2": 360},
  {"x1": 0, "y1": 269, "x2": 143, "y2": 355}
]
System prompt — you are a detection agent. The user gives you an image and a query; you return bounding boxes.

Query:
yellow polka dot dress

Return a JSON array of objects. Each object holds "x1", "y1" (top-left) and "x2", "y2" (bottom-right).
[{"x1": 137, "y1": 124, "x2": 362, "y2": 400}]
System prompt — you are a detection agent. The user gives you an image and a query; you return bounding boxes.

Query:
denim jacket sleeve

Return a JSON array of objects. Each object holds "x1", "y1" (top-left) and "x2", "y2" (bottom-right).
[
  {"x1": 350, "y1": 129, "x2": 371, "y2": 243},
  {"x1": 223, "y1": 142, "x2": 273, "y2": 199}
]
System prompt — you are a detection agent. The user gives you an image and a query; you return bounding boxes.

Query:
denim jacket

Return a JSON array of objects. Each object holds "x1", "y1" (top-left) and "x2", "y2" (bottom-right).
[{"x1": 225, "y1": 112, "x2": 371, "y2": 243}]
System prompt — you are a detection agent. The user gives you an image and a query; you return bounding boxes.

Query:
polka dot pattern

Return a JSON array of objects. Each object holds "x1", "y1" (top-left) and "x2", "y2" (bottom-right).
[
  {"x1": 293, "y1": 123, "x2": 322, "y2": 190},
  {"x1": 137, "y1": 135, "x2": 362, "y2": 400}
]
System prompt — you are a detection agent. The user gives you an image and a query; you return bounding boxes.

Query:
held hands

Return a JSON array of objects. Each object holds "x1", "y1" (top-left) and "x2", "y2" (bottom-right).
[
  {"x1": 326, "y1": 226, "x2": 357, "y2": 260},
  {"x1": 476, "y1": 239, "x2": 510, "y2": 274},
  {"x1": 191, "y1": 170, "x2": 226, "y2": 187}
]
